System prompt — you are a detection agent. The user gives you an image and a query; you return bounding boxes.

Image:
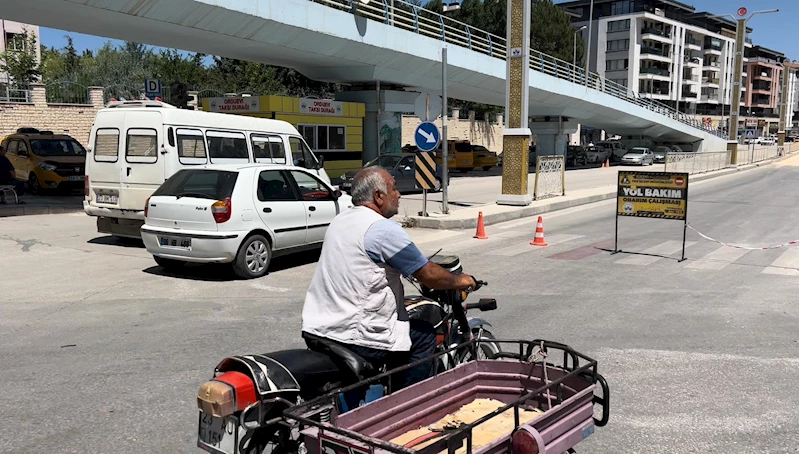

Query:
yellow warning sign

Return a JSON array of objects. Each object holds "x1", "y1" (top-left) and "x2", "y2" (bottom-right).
[{"x1": 616, "y1": 171, "x2": 689, "y2": 220}]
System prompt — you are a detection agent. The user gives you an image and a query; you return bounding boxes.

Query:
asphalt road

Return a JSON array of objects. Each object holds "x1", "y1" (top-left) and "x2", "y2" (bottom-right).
[{"x1": 2, "y1": 158, "x2": 799, "y2": 453}]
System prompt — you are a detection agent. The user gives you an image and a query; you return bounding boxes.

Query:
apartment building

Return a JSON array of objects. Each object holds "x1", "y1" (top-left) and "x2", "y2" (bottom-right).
[
  {"x1": 559, "y1": 0, "x2": 752, "y2": 118},
  {"x1": 0, "y1": 19, "x2": 41, "y2": 84},
  {"x1": 743, "y1": 46, "x2": 783, "y2": 118}
]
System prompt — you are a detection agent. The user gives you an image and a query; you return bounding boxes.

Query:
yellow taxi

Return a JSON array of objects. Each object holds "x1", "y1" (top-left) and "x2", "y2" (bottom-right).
[
  {"x1": 1, "y1": 128, "x2": 87, "y2": 194},
  {"x1": 472, "y1": 144, "x2": 499, "y2": 171},
  {"x1": 433, "y1": 139, "x2": 475, "y2": 172}
]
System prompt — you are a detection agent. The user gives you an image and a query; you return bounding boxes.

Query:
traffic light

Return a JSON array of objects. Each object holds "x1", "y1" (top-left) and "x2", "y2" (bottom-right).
[{"x1": 170, "y1": 81, "x2": 195, "y2": 109}]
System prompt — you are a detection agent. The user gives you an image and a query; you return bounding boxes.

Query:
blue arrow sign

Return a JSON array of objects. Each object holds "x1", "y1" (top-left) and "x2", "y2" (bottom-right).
[{"x1": 415, "y1": 121, "x2": 441, "y2": 152}]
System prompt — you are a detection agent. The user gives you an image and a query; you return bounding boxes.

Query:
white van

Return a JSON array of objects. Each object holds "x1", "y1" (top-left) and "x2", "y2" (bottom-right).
[{"x1": 84, "y1": 100, "x2": 330, "y2": 238}]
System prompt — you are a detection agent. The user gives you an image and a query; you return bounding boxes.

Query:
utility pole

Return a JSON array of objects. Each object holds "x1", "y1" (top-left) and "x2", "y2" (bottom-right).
[
  {"x1": 778, "y1": 58, "x2": 794, "y2": 147},
  {"x1": 709, "y1": 8, "x2": 778, "y2": 163}
]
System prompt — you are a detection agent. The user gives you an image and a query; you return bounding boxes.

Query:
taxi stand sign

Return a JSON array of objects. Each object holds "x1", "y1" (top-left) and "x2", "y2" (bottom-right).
[{"x1": 614, "y1": 171, "x2": 690, "y2": 261}]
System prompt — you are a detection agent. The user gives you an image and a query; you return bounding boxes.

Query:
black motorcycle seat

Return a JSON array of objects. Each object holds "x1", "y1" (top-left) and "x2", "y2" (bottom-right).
[
  {"x1": 302, "y1": 332, "x2": 375, "y2": 381},
  {"x1": 263, "y1": 349, "x2": 345, "y2": 398}
]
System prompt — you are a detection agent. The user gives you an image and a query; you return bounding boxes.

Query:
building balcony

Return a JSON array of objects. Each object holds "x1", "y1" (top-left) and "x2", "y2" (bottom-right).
[
  {"x1": 640, "y1": 47, "x2": 671, "y2": 63},
  {"x1": 641, "y1": 27, "x2": 672, "y2": 44},
  {"x1": 701, "y1": 77, "x2": 720, "y2": 87},
  {"x1": 753, "y1": 73, "x2": 773, "y2": 81},
  {"x1": 683, "y1": 75, "x2": 700, "y2": 84},
  {"x1": 704, "y1": 45, "x2": 722, "y2": 56},
  {"x1": 683, "y1": 57, "x2": 701, "y2": 67},
  {"x1": 700, "y1": 95, "x2": 719, "y2": 104},
  {"x1": 686, "y1": 37, "x2": 701, "y2": 50},
  {"x1": 702, "y1": 64, "x2": 721, "y2": 72},
  {"x1": 640, "y1": 67, "x2": 670, "y2": 76},
  {"x1": 752, "y1": 99, "x2": 771, "y2": 106},
  {"x1": 751, "y1": 86, "x2": 771, "y2": 94}
]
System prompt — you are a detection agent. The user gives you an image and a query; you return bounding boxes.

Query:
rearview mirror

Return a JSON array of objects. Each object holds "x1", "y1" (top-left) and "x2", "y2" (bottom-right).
[{"x1": 333, "y1": 188, "x2": 342, "y2": 200}]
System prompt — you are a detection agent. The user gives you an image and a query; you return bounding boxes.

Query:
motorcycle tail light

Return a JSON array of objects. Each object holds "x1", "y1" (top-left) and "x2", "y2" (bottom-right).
[
  {"x1": 197, "y1": 371, "x2": 257, "y2": 417},
  {"x1": 511, "y1": 427, "x2": 541, "y2": 454}
]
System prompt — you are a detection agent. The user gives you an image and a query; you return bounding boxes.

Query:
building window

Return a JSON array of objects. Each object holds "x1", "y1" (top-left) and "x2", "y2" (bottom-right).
[
  {"x1": 611, "y1": 78, "x2": 628, "y2": 87},
  {"x1": 606, "y1": 59, "x2": 629, "y2": 71},
  {"x1": 607, "y1": 39, "x2": 630, "y2": 52},
  {"x1": 610, "y1": 1, "x2": 634, "y2": 15},
  {"x1": 298, "y1": 124, "x2": 347, "y2": 151},
  {"x1": 607, "y1": 19, "x2": 630, "y2": 32},
  {"x1": 5, "y1": 33, "x2": 26, "y2": 51}
]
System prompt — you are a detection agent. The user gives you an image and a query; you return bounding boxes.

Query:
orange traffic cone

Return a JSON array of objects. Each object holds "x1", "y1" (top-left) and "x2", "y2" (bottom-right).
[
  {"x1": 530, "y1": 216, "x2": 548, "y2": 246},
  {"x1": 604, "y1": 159, "x2": 610, "y2": 168},
  {"x1": 474, "y1": 211, "x2": 488, "y2": 239}
]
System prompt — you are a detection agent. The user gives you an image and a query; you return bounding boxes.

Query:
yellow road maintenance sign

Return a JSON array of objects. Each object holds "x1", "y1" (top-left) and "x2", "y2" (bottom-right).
[{"x1": 617, "y1": 171, "x2": 689, "y2": 220}]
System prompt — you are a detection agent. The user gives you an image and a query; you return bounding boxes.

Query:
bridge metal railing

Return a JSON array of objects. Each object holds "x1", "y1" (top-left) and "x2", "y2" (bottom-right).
[
  {"x1": 310, "y1": 0, "x2": 726, "y2": 139},
  {"x1": 664, "y1": 151, "x2": 731, "y2": 174}
]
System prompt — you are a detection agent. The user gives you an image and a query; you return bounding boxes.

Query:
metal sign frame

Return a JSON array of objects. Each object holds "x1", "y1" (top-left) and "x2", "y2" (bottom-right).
[{"x1": 613, "y1": 171, "x2": 690, "y2": 262}]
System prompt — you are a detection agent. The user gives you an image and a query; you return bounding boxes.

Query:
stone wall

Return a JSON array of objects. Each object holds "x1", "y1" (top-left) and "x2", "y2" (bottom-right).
[
  {"x1": 0, "y1": 84, "x2": 105, "y2": 144},
  {"x1": 402, "y1": 109, "x2": 504, "y2": 152}
]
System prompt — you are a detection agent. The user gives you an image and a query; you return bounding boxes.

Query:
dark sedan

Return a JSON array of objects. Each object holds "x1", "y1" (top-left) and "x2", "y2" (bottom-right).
[{"x1": 339, "y1": 153, "x2": 448, "y2": 194}]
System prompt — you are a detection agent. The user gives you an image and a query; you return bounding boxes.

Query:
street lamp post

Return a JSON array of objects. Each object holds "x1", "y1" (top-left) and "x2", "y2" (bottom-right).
[
  {"x1": 573, "y1": 25, "x2": 587, "y2": 67},
  {"x1": 709, "y1": 8, "x2": 778, "y2": 163}
]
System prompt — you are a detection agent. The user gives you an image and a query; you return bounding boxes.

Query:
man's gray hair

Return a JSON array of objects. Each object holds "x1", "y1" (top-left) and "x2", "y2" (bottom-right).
[{"x1": 350, "y1": 167, "x2": 388, "y2": 205}]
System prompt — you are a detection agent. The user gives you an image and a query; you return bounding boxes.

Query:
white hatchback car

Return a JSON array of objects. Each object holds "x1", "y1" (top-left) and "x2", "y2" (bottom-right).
[{"x1": 141, "y1": 164, "x2": 353, "y2": 279}]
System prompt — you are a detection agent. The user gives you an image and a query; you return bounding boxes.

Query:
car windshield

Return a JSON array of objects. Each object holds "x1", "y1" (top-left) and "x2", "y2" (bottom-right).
[
  {"x1": 364, "y1": 155, "x2": 403, "y2": 169},
  {"x1": 152, "y1": 169, "x2": 238, "y2": 200},
  {"x1": 630, "y1": 148, "x2": 647, "y2": 153},
  {"x1": 29, "y1": 139, "x2": 86, "y2": 156}
]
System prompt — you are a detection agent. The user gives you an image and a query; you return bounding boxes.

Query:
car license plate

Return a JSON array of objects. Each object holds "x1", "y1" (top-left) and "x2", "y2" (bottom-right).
[
  {"x1": 160, "y1": 236, "x2": 191, "y2": 250},
  {"x1": 96, "y1": 194, "x2": 118, "y2": 204},
  {"x1": 198, "y1": 412, "x2": 239, "y2": 454}
]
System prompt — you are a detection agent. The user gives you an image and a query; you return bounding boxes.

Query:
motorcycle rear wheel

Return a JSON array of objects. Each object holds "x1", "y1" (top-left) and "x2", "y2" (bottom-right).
[{"x1": 456, "y1": 329, "x2": 501, "y2": 365}]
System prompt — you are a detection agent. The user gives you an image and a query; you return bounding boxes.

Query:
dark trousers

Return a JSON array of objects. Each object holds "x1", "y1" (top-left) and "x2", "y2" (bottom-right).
[{"x1": 345, "y1": 320, "x2": 437, "y2": 391}]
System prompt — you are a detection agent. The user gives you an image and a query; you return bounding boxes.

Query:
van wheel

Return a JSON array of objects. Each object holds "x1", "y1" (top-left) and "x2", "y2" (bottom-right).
[
  {"x1": 28, "y1": 173, "x2": 42, "y2": 195},
  {"x1": 154, "y1": 256, "x2": 184, "y2": 270},
  {"x1": 233, "y1": 234, "x2": 272, "y2": 279}
]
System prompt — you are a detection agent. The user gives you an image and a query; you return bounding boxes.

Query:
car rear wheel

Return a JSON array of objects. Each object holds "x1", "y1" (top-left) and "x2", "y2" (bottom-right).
[{"x1": 233, "y1": 234, "x2": 272, "y2": 279}]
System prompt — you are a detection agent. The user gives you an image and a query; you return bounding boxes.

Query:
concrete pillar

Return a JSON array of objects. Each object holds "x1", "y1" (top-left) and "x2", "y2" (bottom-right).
[
  {"x1": 29, "y1": 83, "x2": 46, "y2": 106},
  {"x1": 529, "y1": 117, "x2": 579, "y2": 157},
  {"x1": 336, "y1": 89, "x2": 417, "y2": 162},
  {"x1": 88, "y1": 86, "x2": 105, "y2": 109},
  {"x1": 188, "y1": 90, "x2": 199, "y2": 110}
]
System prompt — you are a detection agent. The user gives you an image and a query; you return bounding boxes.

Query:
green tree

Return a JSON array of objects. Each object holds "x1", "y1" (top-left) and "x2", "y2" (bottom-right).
[{"x1": 0, "y1": 28, "x2": 41, "y2": 87}]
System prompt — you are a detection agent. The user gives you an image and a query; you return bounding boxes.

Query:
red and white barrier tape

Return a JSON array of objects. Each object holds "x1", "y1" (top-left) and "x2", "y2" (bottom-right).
[{"x1": 687, "y1": 224, "x2": 799, "y2": 250}]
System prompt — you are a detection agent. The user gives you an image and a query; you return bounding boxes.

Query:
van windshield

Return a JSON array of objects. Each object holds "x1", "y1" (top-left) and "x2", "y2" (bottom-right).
[
  {"x1": 30, "y1": 139, "x2": 86, "y2": 156},
  {"x1": 152, "y1": 169, "x2": 238, "y2": 200}
]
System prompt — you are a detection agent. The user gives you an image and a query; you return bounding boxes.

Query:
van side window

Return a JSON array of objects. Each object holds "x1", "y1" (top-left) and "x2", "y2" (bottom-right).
[
  {"x1": 126, "y1": 128, "x2": 158, "y2": 164},
  {"x1": 206, "y1": 131, "x2": 248, "y2": 162},
  {"x1": 17, "y1": 140, "x2": 29, "y2": 156},
  {"x1": 288, "y1": 137, "x2": 318, "y2": 170},
  {"x1": 94, "y1": 128, "x2": 120, "y2": 163},
  {"x1": 251, "y1": 134, "x2": 287, "y2": 164},
  {"x1": 6, "y1": 140, "x2": 19, "y2": 155},
  {"x1": 176, "y1": 128, "x2": 207, "y2": 165}
]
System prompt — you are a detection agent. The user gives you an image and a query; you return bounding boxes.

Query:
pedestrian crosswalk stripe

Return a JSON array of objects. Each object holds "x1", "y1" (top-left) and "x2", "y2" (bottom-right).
[
  {"x1": 615, "y1": 240, "x2": 696, "y2": 266},
  {"x1": 762, "y1": 248, "x2": 799, "y2": 276},
  {"x1": 488, "y1": 234, "x2": 585, "y2": 257},
  {"x1": 685, "y1": 246, "x2": 750, "y2": 270}
]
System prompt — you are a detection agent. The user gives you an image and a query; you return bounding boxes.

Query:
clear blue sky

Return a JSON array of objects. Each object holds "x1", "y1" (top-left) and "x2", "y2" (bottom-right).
[{"x1": 38, "y1": 0, "x2": 798, "y2": 61}]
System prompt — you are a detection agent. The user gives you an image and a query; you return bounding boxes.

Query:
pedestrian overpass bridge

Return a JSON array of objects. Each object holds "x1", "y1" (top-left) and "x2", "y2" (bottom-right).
[{"x1": 1, "y1": 0, "x2": 729, "y2": 156}]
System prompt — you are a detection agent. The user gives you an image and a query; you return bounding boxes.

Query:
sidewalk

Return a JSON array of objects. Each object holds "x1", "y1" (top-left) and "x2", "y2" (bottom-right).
[
  {"x1": 403, "y1": 160, "x2": 777, "y2": 230},
  {"x1": 0, "y1": 194, "x2": 83, "y2": 217}
]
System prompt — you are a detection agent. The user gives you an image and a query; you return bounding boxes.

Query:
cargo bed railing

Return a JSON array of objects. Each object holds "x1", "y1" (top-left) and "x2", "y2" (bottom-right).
[
  {"x1": 309, "y1": 0, "x2": 726, "y2": 139},
  {"x1": 283, "y1": 338, "x2": 608, "y2": 454}
]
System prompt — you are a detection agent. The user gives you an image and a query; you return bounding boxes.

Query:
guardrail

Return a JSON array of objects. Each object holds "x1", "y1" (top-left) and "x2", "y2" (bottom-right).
[
  {"x1": 736, "y1": 146, "x2": 780, "y2": 165},
  {"x1": 310, "y1": 0, "x2": 726, "y2": 139},
  {"x1": 664, "y1": 151, "x2": 730, "y2": 174}
]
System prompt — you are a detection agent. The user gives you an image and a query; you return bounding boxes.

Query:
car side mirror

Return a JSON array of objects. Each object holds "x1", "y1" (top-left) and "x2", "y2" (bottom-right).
[
  {"x1": 316, "y1": 155, "x2": 325, "y2": 169},
  {"x1": 333, "y1": 188, "x2": 342, "y2": 200}
]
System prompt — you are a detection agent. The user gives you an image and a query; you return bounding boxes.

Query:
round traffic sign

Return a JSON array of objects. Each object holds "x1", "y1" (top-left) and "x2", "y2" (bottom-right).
[
  {"x1": 737, "y1": 7, "x2": 747, "y2": 17},
  {"x1": 675, "y1": 177, "x2": 685, "y2": 186},
  {"x1": 414, "y1": 122, "x2": 441, "y2": 152}
]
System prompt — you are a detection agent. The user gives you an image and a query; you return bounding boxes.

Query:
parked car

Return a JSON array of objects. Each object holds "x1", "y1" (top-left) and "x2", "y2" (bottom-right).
[
  {"x1": 1, "y1": 128, "x2": 87, "y2": 194},
  {"x1": 584, "y1": 145, "x2": 610, "y2": 164},
  {"x1": 566, "y1": 145, "x2": 588, "y2": 167},
  {"x1": 339, "y1": 153, "x2": 448, "y2": 194},
  {"x1": 141, "y1": 164, "x2": 353, "y2": 279},
  {"x1": 670, "y1": 145, "x2": 684, "y2": 153},
  {"x1": 653, "y1": 146, "x2": 672, "y2": 164},
  {"x1": 621, "y1": 147, "x2": 654, "y2": 166},
  {"x1": 472, "y1": 145, "x2": 499, "y2": 171},
  {"x1": 596, "y1": 141, "x2": 628, "y2": 162}
]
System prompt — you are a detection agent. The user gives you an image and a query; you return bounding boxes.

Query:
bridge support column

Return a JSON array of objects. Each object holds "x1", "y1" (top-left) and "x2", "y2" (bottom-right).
[
  {"x1": 336, "y1": 89, "x2": 417, "y2": 163},
  {"x1": 529, "y1": 117, "x2": 580, "y2": 159},
  {"x1": 497, "y1": 0, "x2": 533, "y2": 206}
]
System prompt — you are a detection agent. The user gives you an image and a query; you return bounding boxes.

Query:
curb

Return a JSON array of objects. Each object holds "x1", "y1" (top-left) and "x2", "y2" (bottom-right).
[
  {"x1": 0, "y1": 204, "x2": 84, "y2": 218},
  {"x1": 406, "y1": 160, "x2": 774, "y2": 230}
]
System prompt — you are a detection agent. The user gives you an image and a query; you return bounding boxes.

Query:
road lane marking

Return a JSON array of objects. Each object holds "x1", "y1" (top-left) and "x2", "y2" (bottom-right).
[
  {"x1": 685, "y1": 246, "x2": 750, "y2": 270},
  {"x1": 548, "y1": 239, "x2": 615, "y2": 260},
  {"x1": 762, "y1": 248, "x2": 799, "y2": 276},
  {"x1": 615, "y1": 240, "x2": 696, "y2": 266},
  {"x1": 488, "y1": 234, "x2": 585, "y2": 257},
  {"x1": 410, "y1": 230, "x2": 464, "y2": 245}
]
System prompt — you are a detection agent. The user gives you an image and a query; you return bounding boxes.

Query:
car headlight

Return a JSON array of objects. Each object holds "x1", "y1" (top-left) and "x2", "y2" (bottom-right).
[{"x1": 38, "y1": 162, "x2": 57, "y2": 171}]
